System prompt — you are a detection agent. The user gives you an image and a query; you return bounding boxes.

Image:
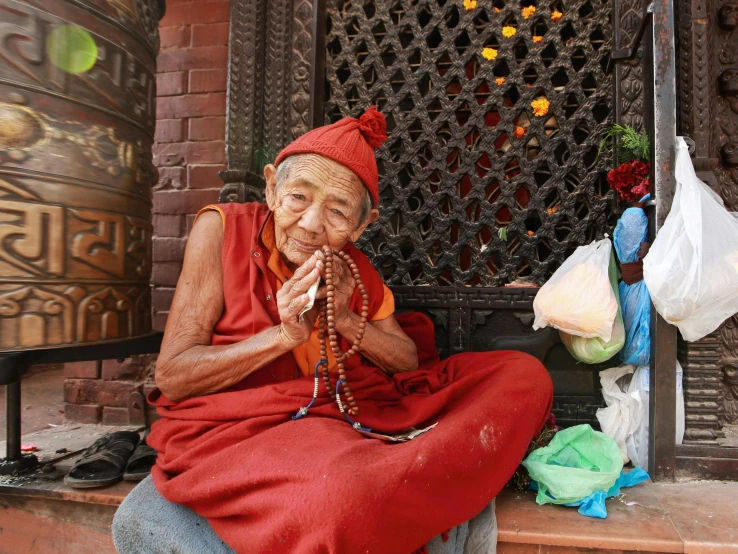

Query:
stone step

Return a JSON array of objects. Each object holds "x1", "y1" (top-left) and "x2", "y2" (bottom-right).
[
  {"x1": 2, "y1": 477, "x2": 737, "y2": 553},
  {"x1": 496, "y1": 481, "x2": 738, "y2": 553}
]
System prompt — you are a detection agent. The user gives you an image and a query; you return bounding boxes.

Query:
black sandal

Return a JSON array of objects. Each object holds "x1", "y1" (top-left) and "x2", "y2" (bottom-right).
[
  {"x1": 123, "y1": 431, "x2": 157, "y2": 481},
  {"x1": 64, "y1": 431, "x2": 140, "y2": 488}
]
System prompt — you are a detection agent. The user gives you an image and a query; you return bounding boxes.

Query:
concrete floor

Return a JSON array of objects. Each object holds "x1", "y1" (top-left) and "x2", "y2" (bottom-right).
[{"x1": 0, "y1": 364, "x2": 65, "y2": 442}]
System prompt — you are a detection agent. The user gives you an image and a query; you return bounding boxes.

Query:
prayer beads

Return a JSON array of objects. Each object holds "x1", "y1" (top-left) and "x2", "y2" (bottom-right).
[{"x1": 319, "y1": 245, "x2": 369, "y2": 416}]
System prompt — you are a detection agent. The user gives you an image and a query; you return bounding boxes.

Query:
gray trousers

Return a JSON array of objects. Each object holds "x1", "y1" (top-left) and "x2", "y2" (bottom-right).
[{"x1": 112, "y1": 476, "x2": 496, "y2": 554}]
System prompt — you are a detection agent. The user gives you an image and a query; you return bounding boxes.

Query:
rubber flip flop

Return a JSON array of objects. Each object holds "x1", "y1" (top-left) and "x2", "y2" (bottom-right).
[
  {"x1": 123, "y1": 431, "x2": 157, "y2": 481},
  {"x1": 64, "y1": 431, "x2": 140, "y2": 488}
]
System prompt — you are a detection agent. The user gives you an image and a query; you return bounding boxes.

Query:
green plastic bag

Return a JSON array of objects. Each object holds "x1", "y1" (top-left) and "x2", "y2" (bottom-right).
[
  {"x1": 522, "y1": 424, "x2": 624, "y2": 505},
  {"x1": 559, "y1": 250, "x2": 625, "y2": 364}
]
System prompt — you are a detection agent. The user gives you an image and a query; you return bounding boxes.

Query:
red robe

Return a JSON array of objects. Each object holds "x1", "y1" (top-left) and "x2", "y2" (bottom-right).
[{"x1": 148, "y1": 202, "x2": 553, "y2": 554}]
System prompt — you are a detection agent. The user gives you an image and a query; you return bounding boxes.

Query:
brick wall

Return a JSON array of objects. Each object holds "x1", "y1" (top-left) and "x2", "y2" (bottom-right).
[
  {"x1": 63, "y1": 1, "x2": 230, "y2": 424},
  {"x1": 63, "y1": 357, "x2": 157, "y2": 425},
  {"x1": 153, "y1": 0, "x2": 230, "y2": 330}
]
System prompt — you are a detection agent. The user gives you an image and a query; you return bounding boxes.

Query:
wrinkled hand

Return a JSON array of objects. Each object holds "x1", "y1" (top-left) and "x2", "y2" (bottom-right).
[
  {"x1": 276, "y1": 253, "x2": 322, "y2": 347},
  {"x1": 315, "y1": 249, "x2": 356, "y2": 334}
]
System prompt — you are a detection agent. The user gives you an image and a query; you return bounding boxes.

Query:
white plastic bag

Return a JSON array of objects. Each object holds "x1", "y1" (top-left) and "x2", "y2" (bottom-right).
[
  {"x1": 643, "y1": 137, "x2": 738, "y2": 342},
  {"x1": 625, "y1": 362, "x2": 685, "y2": 470},
  {"x1": 595, "y1": 364, "x2": 642, "y2": 463},
  {"x1": 533, "y1": 238, "x2": 618, "y2": 341}
]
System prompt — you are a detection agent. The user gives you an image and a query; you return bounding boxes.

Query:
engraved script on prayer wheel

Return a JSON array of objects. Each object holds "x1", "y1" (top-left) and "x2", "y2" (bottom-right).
[{"x1": 0, "y1": 0, "x2": 160, "y2": 350}]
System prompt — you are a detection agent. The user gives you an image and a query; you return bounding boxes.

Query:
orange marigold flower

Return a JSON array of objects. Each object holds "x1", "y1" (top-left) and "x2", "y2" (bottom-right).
[
  {"x1": 551, "y1": 9, "x2": 563, "y2": 21},
  {"x1": 522, "y1": 5, "x2": 536, "y2": 18},
  {"x1": 514, "y1": 126, "x2": 526, "y2": 138},
  {"x1": 502, "y1": 26, "x2": 517, "y2": 38},
  {"x1": 526, "y1": 83, "x2": 532, "y2": 87},
  {"x1": 495, "y1": 77, "x2": 506, "y2": 85},
  {"x1": 463, "y1": 0, "x2": 477, "y2": 10},
  {"x1": 494, "y1": 7, "x2": 502, "y2": 12},
  {"x1": 531, "y1": 97, "x2": 550, "y2": 117},
  {"x1": 527, "y1": 230, "x2": 535, "y2": 237},
  {"x1": 482, "y1": 47, "x2": 498, "y2": 60},
  {"x1": 547, "y1": 208, "x2": 554, "y2": 215},
  {"x1": 533, "y1": 35, "x2": 543, "y2": 43}
]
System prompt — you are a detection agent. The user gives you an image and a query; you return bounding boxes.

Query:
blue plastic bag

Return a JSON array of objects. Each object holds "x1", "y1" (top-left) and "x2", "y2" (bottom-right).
[
  {"x1": 563, "y1": 467, "x2": 650, "y2": 518},
  {"x1": 613, "y1": 201, "x2": 651, "y2": 365},
  {"x1": 530, "y1": 467, "x2": 650, "y2": 518}
]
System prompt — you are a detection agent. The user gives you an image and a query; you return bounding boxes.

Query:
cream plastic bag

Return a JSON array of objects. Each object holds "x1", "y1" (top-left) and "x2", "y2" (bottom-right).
[
  {"x1": 643, "y1": 137, "x2": 738, "y2": 342},
  {"x1": 559, "y1": 249, "x2": 625, "y2": 364},
  {"x1": 533, "y1": 238, "x2": 618, "y2": 341}
]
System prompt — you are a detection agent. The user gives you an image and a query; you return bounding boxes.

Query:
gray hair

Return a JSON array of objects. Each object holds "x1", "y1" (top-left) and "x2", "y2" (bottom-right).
[{"x1": 276, "y1": 156, "x2": 373, "y2": 226}]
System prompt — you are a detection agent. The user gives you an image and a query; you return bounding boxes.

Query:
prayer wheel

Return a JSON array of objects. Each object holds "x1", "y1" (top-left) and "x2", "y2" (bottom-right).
[{"x1": 0, "y1": 0, "x2": 161, "y2": 350}]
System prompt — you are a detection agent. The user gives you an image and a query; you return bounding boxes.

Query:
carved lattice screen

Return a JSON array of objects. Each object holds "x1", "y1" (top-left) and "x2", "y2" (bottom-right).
[{"x1": 323, "y1": 0, "x2": 614, "y2": 286}]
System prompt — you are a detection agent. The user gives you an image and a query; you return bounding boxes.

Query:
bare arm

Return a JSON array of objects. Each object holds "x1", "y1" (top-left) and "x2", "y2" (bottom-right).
[
  {"x1": 338, "y1": 312, "x2": 419, "y2": 375},
  {"x1": 155, "y1": 211, "x2": 321, "y2": 401},
  {"x1": 313, "y1": 251, "x2": 418, "y2": 374}
]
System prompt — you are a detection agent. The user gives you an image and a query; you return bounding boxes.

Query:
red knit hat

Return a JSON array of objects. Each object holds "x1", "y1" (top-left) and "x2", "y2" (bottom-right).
[{"x1": 273, "y1": 106, "x2": 388, "y2": 207}]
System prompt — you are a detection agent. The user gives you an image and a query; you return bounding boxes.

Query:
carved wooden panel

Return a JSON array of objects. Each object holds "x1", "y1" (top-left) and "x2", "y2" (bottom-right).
[
  {"x1": 674, "y1": 0, "x2": 738, "y2": 447},
  {"x1": 221, "y1": 0, "x2": 315, "y2": 203},
  {"x1": 714, "y1": 0, "x2": 738, "y2": 443},
  {"x1": 0, "y1": 0, "x2": 158, "y2": 350},
  {"x1": 615, "y1": 0, "x2": 644, "y2": 130},
  {"x1": 715, "y1": 0, "x2": 738, "y2": 208}
]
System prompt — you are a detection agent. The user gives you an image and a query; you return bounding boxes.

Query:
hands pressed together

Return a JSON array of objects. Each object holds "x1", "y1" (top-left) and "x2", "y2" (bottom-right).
[{"x1": 276, "y1": 250, "x2": 357, "y2": 348}]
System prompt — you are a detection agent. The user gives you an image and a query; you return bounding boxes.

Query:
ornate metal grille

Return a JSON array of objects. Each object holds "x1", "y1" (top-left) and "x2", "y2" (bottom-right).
[{"x1": 323, "y1": 0, "x2": 614, "y2": 286}]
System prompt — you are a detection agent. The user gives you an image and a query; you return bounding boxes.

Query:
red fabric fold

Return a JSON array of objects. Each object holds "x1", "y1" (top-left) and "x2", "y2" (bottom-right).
[{"x1": 147, "y1": 317, "x2": 553, "y2": 554}]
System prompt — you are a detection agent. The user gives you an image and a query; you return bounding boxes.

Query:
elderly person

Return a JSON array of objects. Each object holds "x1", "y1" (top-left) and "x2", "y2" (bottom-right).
[{"x1": 113, "y1": 107, "x2": 553, "y2": 554}]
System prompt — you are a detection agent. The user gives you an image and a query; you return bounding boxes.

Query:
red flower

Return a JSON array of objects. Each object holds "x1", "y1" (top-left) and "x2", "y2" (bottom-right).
[{"x1": 607, "y1": 160, "x2": 651, "y2": 203}]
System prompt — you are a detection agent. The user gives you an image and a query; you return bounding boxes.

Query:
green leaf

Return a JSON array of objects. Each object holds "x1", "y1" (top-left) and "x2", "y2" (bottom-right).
[
  {"x1": 598, "y1": 124, "x2": 649, "y2": 162},
  {"x1": 498, "y1": 227, "x2": 508, "y2": 241}
]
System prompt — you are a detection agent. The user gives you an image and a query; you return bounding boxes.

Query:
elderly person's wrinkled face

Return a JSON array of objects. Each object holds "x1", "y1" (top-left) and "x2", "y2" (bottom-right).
[{"x1": 264, "y1": 154, "x2": 379, "y2": 268}]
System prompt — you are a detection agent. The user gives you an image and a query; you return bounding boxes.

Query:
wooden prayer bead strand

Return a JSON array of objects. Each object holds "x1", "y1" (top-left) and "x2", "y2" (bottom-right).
[
  {"x1": 317, "y1": 310, "x2": 335, "y2": 398},
  {"x1": 317, "y1": 246, "x2": 369, "y2": 417}
]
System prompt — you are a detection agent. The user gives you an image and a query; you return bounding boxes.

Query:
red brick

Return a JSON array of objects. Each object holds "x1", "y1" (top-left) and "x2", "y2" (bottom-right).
[
  {"x1": 154, "y1": 189, "x2": 221, "y2": 215},
  {"x1": 153, "y1": 311, "x2": 170, "y2": 332},
  {"x1": 154, "y1": 214, "x2": 184, "y2": 237},
  {"x1": 153, "y1": 141, "x2": 226, "y2": 166},
  {"x1": 155, "y1": 119, "x2": 186, "y2": 143},
  {"x1": 188, "y1": 117, "x2": 226, "y2": 141},
  {"x1": 191, "y1": 22, "x2": 229, "y2": 47},
  {"x1": 102, "y1": 406, "x2": 132, "y2": 426},
  {"x1": 187, "y1": 164, "x2": 226, "y2": 189},
  {"x1": 157, "y1": 92, "x2": 226, "y2": 119},
  {"x1": 160, "y1": 25, "x2": 191, "y2": 49},
  {"x1": 64, "y1": 379, "x2": 100, "y2": 404},
  {"x1": 160, "y1": 1, "x2": 230, "y2": 25},
  {"x1": 186, "y1": 213, "x2": 198, "y2": 234},
  {"x1": 63, "y1": 361, "x2": 100, "y2": 379},
  {"x1": 64, "y1": 403, "x2": 101, "y2": 424},
  {"x1": 102, "y1": 359, "x2": 144, "y2": 381},
  {"x1": 152, "y1": 263, "x2": 183, "y2": 286},
  {"x1": 154, "y1": 237, "x2": 187, "y2": 262},
  {"x1": 156, "y1": 166, "x2": 187, "y2": 189},
  {"x1": 97, "y1": 381, "x2": 141, "y2": 408},
  {"x1": 156, "y1": 71, "x2": 187, "y2": 96},
  {"x1": 153, "y1": 288, "x2": 176, "y2": 312},
  {"x1": 157, "y1": 46, "x2": 228, "y2": 72},
  {"x1": 189, "y1": 68, "x2": 227, "y2": 93}
]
